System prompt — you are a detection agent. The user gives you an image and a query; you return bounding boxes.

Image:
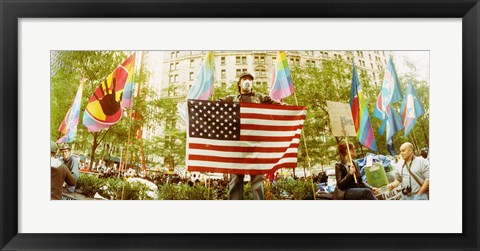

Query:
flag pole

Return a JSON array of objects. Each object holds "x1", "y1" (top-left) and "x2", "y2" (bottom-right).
[
  {"x1": 344, "y1": 136, "x2": 358, "y2": 184},
  {"x1": 293, "y1": 92, "x2": 316, "y2": 200}
]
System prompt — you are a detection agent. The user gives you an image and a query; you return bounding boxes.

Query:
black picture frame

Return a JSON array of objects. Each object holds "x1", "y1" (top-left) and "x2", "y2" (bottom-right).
[{"x1": 1, "y1": 0, "x2": 479, "y2": 250}]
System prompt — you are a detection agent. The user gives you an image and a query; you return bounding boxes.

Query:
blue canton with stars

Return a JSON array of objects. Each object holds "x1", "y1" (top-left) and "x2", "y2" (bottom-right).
[{"x1": 188, "y1": 99, "x2": 241, "y2": 141}]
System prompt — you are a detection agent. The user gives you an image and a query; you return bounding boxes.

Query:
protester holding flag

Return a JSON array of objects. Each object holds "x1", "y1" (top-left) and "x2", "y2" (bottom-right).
[
  {"x1": 333, "y1": 143, "x2": 378, "y2": 200},
  {"x1": 219, "y1": 72, "x2": 281, "y2": 200},
  {"x1": 387, "y1": 142, "x2": 429, "y2": 200}
]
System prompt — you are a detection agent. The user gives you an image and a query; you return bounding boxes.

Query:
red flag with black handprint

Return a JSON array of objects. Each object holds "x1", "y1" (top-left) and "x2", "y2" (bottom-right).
[{"x1": 83, "y1": 53, "x2": 135, "y2": 132}]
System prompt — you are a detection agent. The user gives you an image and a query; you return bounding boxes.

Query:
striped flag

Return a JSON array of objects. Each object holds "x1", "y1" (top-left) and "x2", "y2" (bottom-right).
[
  {"x1": 57, "y1": 82, "x2": 83, "y2": 143},
  {"x1": 350, "y1": 62, "x2": 378, "y2": 151},
  {"x1": 269, "y1": 51, "x2": 294, "y2": 100},
  {"x1": 187, "y1": 99, "x2": 307, "y2": 175}
]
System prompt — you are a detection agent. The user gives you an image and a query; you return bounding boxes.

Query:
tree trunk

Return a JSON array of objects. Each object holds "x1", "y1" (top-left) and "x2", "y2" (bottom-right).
[
  {"x1": 420, "y1": 119, "x2": 429, "y2": 147},
  {"x1": 89, "y1": 132, "x2": 99, "y2": 170}
]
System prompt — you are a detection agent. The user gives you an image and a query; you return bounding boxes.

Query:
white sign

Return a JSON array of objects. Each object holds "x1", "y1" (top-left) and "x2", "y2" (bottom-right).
[{"x1": 326, "y1": 101, "x2": 356, "y2": 137}]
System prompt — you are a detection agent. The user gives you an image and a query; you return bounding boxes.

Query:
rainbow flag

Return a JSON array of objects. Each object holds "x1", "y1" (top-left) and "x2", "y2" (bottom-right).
[
  {"x1": 269, "y1": 51, "x2": 294, "y2": 100},
  {"x1": 179, "y1": 51, "x2": 215, "y2": 124},
  {"x1": 57, "y1": 82, "x2": 83, "y2": 143},
  {"x1": 83, "y1": 53, "x2": 136, "y2": 132},
  {"x1": 187, "y1": 51, "x2": 214, "y2": 100},
  {"x1": 349, "y1": 63, "x2": 378, "y2": 151},
  {"x1": 121, "y1": 53, "x2": 136, "y2": 108},
  {"x1": 400, "y1": 82, "x2": 425, "y2": 136}
]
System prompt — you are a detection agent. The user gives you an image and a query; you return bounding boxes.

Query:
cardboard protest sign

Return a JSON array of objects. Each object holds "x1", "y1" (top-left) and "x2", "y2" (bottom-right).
[{"x1": 326, "y1": 101, "x2": 356, "y2": 137}]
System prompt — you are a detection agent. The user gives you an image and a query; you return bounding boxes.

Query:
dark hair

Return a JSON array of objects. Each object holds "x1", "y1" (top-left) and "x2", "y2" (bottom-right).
[{"x1": 338, "y1": 143, "x2": 355, "y2": 162}]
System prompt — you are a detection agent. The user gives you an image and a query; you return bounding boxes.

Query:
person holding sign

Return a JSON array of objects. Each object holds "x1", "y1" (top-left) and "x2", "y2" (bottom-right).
[{"x1": 333, "y1": 143, "x2": 378, "y2": 200}]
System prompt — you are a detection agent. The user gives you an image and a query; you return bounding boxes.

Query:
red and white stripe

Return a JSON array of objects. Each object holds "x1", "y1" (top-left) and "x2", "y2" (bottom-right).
[{"x1": 187, "y1": 102, "x2": 307, "y2": 175}]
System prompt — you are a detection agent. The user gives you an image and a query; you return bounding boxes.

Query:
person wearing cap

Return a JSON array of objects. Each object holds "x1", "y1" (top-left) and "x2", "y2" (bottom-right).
[
  {"x1": 59, "y1": 143, "x2": 79, "y2": 193},
  {"x1": 51, "y1": 141, "x2": 76, "y2": 200},
  {"x1": 219, "y1": 72, "x2": 281, "y2": 200}
]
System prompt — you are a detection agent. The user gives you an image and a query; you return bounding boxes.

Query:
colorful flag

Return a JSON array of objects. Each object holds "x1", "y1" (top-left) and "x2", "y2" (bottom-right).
[
  {"x1": 179, "y1": 51, "x2": 215, "y2": 124},
  {"x1": 349, "y1": 63, "x2": 378, "y2": 151},
  {"x1": 269, "y1": 51, "x2": 294, "y2": 100},
  {"x1": 373, "y1": 57, "x2": 404, "y2": 152},
  {"x1": 187, "y1": 51, "x2": 215, "y2": 100},
  {"x1": 186, "y1": 100, "x2": 307, "y2": 175},
  {"x1": 57, "y1": 82, "x2": 83, "y2": 143},
  {"x1": 385, "y1": 105, "x2": 403, "y2": 142},
  {"x1": 121, "y1": 53, "x2": 136, "y2": 108},
  {"x1": 83, "y1": 53, "x2": 136, "y2": 132},
  {"x1": 373, "y1": 57, "x2": 403, "y2": 123},
  {"x1": 400, "y1": 82, "x2": 425, "y2": 136}
]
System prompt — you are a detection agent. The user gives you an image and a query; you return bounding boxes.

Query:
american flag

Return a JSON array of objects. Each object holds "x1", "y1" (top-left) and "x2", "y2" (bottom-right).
[{"x1": 187, "y1": 99, "x2": 307, "y2": 175}]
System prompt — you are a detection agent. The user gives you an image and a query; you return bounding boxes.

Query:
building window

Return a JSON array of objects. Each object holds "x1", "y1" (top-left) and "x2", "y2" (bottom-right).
[
  {"x1": 221, "y1": 57, "x2": 225, "y2": 65},
  {"x1": 174, "y1": 74, "x2": 179, "y2": 82},
  {"x1": 290, "y1": 58, "x2": 299, "y2": 66},
  {"x1": 221, "y1": 69, "x2": 226, "y2": 78},
  {"x1": 169, "y1": 63, "x2": 174, "y2": 71},
  {"x1": 175, "y1": 62, "x2": 179, "y2": 70},
  {"x1": 255, "y1": 69, "x2": 266, "y2": 77},
  {"x1": 254, "y1": 56, "x2": 265, "y2": 64},
  {"x1": 189, "y1": 72, "x2": 194, "y2": 81},
  {"x1": 236, "y1": 68, "x2": 248, "y2": 76},
  {"x1": 171, "y1": 51, "x2": 179, "y2": 58},
  {"x1": 169, "y1": 75, "x2": 174, "y2": 83},
  {"x1": 371, "y1": 63, "x2": 374, "y2": 69},
  {"x1": 272, "y1": 57, "x2": 276, "y2": 64},
  {"x1": 236, "y1": 56, "x2": 247, "y2": 65},
  {"x1": 190, "y1": 59, "x2": 194, "y2": 68}
]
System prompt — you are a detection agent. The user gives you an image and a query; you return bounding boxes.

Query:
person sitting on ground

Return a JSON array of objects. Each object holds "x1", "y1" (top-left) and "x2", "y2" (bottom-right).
[
  {"x1": 59, "y1": 143, "x2": 79, "y2": 193},
  {"x1": 333, "y1": 143, "x2": 378, "y2": 200}
]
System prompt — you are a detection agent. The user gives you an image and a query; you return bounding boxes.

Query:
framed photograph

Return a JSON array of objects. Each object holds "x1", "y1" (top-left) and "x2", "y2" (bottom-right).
[{"x1": 1, "y1": 0, "x2": 479, "y2": 250}]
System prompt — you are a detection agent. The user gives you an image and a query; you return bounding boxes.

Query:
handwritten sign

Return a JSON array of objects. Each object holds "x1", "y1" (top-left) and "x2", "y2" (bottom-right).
[
  {"x1": 326, "y1": 101, "x2": 356, "y2": 137},
  {"x1": 377, "y1": 186, "x2": 404, "y2": 200}
]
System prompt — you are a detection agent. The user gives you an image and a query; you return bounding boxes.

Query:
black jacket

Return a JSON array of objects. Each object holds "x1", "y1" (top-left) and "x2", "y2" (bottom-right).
[{"x1": 333, "y1": 161, "x2": 372, "y2": 200}]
